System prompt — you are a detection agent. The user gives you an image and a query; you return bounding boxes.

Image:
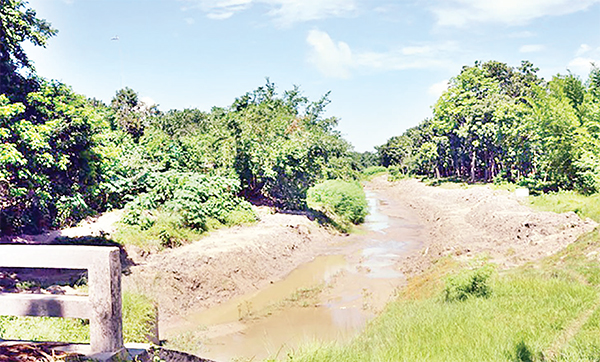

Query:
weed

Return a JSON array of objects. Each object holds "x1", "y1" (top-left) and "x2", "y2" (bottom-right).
[{"x1": 443, "y1": 264, "x2": 494, "y2": 302}]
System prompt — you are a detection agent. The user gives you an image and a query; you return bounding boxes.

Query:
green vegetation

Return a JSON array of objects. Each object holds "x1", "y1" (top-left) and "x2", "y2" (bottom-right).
[
  {"x1": 378, "y1": 61, "x2": 600, "y2": 196},
  {"x1": 442, "y1": 264, "x2": 494, "y2": 302},
  {"x1": 307, "y1": 180, "x2": 368, "y2": 232},
  {"x1": 529, "y1": 191, "x2": 600, "y2": 223},
  {"x1": 286, "y1": 230, "x2": 600, "y2": 362},
  {"x1": 359, "y1": 166, "x2": 388, "y2": 180},
  {"x1": 0, "y1": 291, "x2": 157, "y2": 344},
  {"x1": 0, "y1": 1, "x2": 360, "y2": 238}
]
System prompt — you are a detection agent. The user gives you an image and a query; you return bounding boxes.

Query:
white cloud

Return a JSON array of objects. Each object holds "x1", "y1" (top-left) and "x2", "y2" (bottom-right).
[
  {"x1": 306, "y1": 30, "x2": 353, "y2": 79},
  {"x1": 184, "y1": 17, "x2": 196, "y2": 24},
  {"x1": 306, "y1": 30, "x2": 457, "y2": 78},
  {"x1": 266, "y1": 0, "x2": 357, "y2": 26},
  {"x1": 576, "y1": 44, "x2": 592, "y2": 56},
  {"x1": 568, "y1": 44, "x2": 600, "y2": 76},
  {"x1": 207, "y1": 11, "x2": 235, "y2": 19},
  {"x1": 568, "y1": 57, "x2": 598, "y2": 75},
  {"x1": 508, "y1": 31, "x2": 535, "y2": 38},
  {"x1": 519, "y1": 44, "x2": 545, "y2": 53},
  {"x1": 402, "y1": 46, "x2": 432, "y2": 55},
  {"x1": 431, "y1": 0, "x2": 600, "y2": 27},
  {"x1": 181, "y1": 0, "x2": 356, "y2": 26},
  {"x1": 428, "y1": 80, "x2": 449, "y2": 97}
]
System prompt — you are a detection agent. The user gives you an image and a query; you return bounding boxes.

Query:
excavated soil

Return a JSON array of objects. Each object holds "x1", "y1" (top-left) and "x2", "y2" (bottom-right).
[
  {"x1": 369, "y1": 176, "x2": 598, "y2": 270},
  {"x1": 123, "y1": 209, "x2": 338, "y2": 325},
  {"x1": 124, "y1": 177, "x2": 598, "y2": 337}
]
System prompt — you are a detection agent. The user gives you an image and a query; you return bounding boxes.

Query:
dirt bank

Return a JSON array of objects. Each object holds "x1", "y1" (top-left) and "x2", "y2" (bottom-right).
[
  {"x1": 369, "y1": 176, "x2": 598, "y2": 270},
  {"x1": 123, "y1": 209, "x2": 338, "y2": 324}
]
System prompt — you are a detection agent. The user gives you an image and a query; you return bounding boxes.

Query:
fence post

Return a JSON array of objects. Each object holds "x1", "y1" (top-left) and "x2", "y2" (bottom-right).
[{"x1": 88, "y1": 247, "x2": 124, "y2": 353}]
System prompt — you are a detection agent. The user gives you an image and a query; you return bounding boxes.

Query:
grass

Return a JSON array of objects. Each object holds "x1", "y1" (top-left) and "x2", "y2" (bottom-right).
[
  {"x1": 112, "y1": 211, "x2": 206, "y2": 251},
  {"x1": 529, "y1": 191, "x2": 600, "y2": 223},
  {"x1": 284, "y1": 229, "x2": 600, "y2": 362},
  {"x1": 359, "y1": 166, "x2": 388, "y2": 181},
  {"x1": 114, "y1": 206, "x2": 257, "y2": 251},
  {"x1": 307, "y1": 180, "x2": 368, "y2": 233},
  {"x1": 0, "y1": 291, "x2": 158, "y2": 344}
]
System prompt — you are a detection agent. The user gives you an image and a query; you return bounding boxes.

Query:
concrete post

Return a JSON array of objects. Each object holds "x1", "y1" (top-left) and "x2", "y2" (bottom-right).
[
  {"x1": 88, "y1": 247, "x2": 124, "y2": 354},
  {"x1": 0, "y1": 245, "x2": 125, "y2": 355}
]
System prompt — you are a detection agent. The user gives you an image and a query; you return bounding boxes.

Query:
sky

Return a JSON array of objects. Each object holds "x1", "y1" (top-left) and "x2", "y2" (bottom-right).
[{"x1": 24, "y1": 0, "x2": 600, "y2": 152}]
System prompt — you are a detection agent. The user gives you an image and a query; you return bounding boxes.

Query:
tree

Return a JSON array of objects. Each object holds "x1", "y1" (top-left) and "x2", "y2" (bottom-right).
[
  {"x1": 0, "y1": 0, "x2": 57, "y2": 97},
  {"x1": 110, "y1": 87, "x2": 157, "y2": 140}
]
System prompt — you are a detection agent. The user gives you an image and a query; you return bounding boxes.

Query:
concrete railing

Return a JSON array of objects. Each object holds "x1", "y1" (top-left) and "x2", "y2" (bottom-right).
[{"x1": 0, "y1": 245, "x2": 123, "y2": 354}]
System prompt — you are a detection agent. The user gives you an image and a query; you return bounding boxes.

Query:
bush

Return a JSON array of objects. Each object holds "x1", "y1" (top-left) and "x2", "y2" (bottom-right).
[
  {"x1": 387, "y1": 166, "x2": 409, "y2": 181},
  {"x1": 122, "y1": 172, "x2": 257, "y2": 232},
  {"x1": 443, "y1": 265, "x2": 494, "y2": 302},
  {"x1": 307, "y1": 180, "x2": 368, "y2": 232},
  {"x1": 168, "y1": 174, "x2": 254, "y2": 230}
]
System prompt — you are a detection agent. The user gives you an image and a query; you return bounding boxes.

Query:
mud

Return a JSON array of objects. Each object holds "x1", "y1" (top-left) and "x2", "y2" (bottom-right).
[{"x1": 160, "y1": 188, "x2": 426, "y2": 361}]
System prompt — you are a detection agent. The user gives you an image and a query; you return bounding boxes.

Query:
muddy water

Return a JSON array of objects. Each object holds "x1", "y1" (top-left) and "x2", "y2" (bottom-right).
[{"x1": 168, "y1": 188, "x2": 424, "y2": 361}]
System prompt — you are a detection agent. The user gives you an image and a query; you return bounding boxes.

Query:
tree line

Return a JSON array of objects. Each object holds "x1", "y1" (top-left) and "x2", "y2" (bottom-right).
[{"x1": 377, "y1": 60, "x2": 600, "y2": 194}]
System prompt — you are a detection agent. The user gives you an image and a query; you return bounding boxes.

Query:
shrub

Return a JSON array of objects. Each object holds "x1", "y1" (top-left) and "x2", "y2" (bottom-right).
[
  {"x1": 307, "y1": 180, "x2": 368, "y2": 232},
  {"x1": 167, "y1": 173, "x2": 256, "y2": 230},
  {"x1": 122, "y1": 172, "x2": 257, "y2": 232},
  {"x1": 443, "y1": 265, "x2": 494, "y2": 302},
  {"x1": 388, "y1": 166, "x2": 409, "y2": 181}
]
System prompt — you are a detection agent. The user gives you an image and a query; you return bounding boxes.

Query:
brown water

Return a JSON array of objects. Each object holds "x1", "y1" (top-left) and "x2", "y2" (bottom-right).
[{"x1": 168, "y1": 189, "x2": 423, "y2": 361}]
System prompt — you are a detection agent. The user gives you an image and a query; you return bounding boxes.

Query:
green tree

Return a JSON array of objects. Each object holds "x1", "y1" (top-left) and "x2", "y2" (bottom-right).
[
  {"x1": 110, "y1": 87, "x2": 157, "y2": 140},
  {"x1": 0, "y1": 0, "x2": 57, "y2": 96}
]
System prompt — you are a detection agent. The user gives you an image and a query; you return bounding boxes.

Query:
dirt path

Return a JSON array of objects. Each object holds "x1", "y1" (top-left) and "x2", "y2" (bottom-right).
[{"x1": 0, "y1": 210, "x2": 123, "y2": 245}]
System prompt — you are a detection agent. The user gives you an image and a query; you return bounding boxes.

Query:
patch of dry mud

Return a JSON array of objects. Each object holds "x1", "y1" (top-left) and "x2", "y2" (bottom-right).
[{"x1": 369, "y1": 176, "x2": 598, "y2": 269}]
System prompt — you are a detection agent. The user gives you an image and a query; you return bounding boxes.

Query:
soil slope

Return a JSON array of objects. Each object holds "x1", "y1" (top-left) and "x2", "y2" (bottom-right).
[
  {"x1": 123, "y1": 209, "x2": 337, "y2": 323},
  {"x1": 369, "y1": 176, "x2": 598, "y2": 270}
]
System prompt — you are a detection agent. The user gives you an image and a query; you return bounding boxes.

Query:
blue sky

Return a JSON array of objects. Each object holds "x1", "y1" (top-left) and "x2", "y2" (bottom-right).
[{"x1": 24, "y1": 0, "x2": 600, "y2": 152}]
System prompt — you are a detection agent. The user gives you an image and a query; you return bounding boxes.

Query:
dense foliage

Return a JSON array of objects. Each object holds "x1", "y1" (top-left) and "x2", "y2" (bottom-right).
[
  {"x1": 0, "y1": 2, "x2": 358, "y2": 236},
  {"x1": 378, "y1": 61, "x2": 600, "y2": 194}
]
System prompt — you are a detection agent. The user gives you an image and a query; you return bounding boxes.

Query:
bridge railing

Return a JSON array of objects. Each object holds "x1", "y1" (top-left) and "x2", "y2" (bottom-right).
[{"x1": 0, "y1": 245, "x2": 123, "y2": 354}]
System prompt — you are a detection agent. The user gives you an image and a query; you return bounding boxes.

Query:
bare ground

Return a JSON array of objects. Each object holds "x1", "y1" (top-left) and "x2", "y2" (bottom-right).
[
  {"x1": 123, "y1": 208, "x2": 339, "y2": 324},
  {"x1": 124, "y1": 176, "x2": 598, "y2": 331},
  {"x1": 369, "y1": 176, "x2": 598, "y2": 270}
]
